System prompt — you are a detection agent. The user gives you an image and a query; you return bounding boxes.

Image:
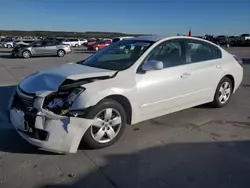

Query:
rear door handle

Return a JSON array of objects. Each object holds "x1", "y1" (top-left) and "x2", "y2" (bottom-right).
[
  {"x1": 216, "y1": 65, "x2": 222, "y2": 69},
  {"x1": 181, "y1": 73, "x2": 191, "y2": 79}
]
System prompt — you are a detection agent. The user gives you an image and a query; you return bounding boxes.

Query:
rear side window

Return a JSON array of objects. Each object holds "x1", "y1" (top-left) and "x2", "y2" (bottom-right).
[
  {"x1": 44, "y1": 41, "x2": 56, "y2": 46},
  {"x1": 187, "y1": 40, "x2": 222, "y2": 63}
]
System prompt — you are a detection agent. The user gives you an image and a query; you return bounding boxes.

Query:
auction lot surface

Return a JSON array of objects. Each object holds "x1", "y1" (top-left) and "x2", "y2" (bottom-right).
[{"x1": 1, "y1": 47, "x2": 250, "y2": 188}]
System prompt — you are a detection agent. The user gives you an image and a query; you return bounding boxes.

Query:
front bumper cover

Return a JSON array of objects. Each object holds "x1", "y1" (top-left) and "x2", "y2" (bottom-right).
[{"x1": 9, "y1": 95, "x2": 94, "y2": 153}]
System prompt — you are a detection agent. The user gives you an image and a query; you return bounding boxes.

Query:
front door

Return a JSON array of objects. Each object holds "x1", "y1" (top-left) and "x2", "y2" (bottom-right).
[
  {"x1": 182, "y1": 39, "x2": 224, "y2": 103},
  {"x1": 31, "y1": 41, "x2": 46, "y2": 55},
  {"x1": 136, "y1": 39, "x2": 192, "y2": 120}
]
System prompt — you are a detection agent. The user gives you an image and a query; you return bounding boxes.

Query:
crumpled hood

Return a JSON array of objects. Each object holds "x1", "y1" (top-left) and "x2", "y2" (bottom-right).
[{"x1": 19, "y1": 63, "x2": 116, "y2": 94}]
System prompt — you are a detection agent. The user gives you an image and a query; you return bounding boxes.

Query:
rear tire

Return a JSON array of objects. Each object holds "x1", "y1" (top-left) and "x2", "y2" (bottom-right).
[
  {"x1": 57, "y1": 49, "x2": 65, "y2": 57},
  {"x1": 75, "y1": 44, "x2": 79, "y2": 47},
  {"x1": 22, "y1": 50, "x2": 31, "y2": 59},
  {"x1": 211, "y1": 77, "x2": 233, "y2": 108},
  {"x1": 82, "y1": 99, "x2": 127, "y2": 149},
  {"x1": 95, "y1": 46, "x2": 99, "y2": 51}
]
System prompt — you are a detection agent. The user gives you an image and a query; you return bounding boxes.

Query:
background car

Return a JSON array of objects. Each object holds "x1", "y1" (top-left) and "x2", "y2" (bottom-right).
[
  {"x1": 216, "y1": 35, "x2": 230, "y2": 46},
  {"x1": 88, "y1": 40, "x2": 112, "y2": 51},
  {"x1": 0, "y1": 38, "x2": 14, "y2": 48},
  {"x1": 13, "y1": 40, "x2": 36, "y2": 48},
  {"x1": 79, "y1": 38, "x2": 87, "y2": 46},
  {"x1": 12, "y1": 40, "x2": 72, "y2": 58},
  {"x1": 62, "y1": 38, "x2": 81, "y2": 47},
  {"x1": 112, "y1": 36, "x2": 134, "y2": 43},
  {"x1": 86, "y1": 38, "x2": 98, "y2": 46}
]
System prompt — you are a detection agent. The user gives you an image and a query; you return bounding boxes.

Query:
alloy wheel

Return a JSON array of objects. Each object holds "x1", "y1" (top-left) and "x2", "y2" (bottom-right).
[
  {"x1": 90, "y1": 108, "x2": 122, "y2": 144},
  {"x1": 23, "y1": 51, "x2": 30, "y2": 58},
  {"x1": 58, "y1": 50, "x2": 65, "y2": 57},
  {"x1": 218, "y1": 81, "x2": 231, "y2": 104}
]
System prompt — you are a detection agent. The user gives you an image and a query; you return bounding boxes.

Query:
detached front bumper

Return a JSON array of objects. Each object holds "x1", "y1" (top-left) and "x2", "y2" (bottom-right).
[{"x1": 9, "y1": 94, "x2": 94, "y2": 153}]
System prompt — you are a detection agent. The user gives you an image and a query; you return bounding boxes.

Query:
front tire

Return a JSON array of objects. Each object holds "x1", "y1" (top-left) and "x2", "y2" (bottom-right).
[
  {"x1": 95, "y1": 46, "x2": 99, "y2": 51},
  {"x1": 212, "y1": 77, "x2": 232, "y2": 108},
  {"x1": 22, "y1": 50, "x2": 31, "y2": 58},
  {"x1": 82, "y1": 99, "x2": 127, "y2": 149},
  {"x1": 57, "y1": 49, "x2": 65, "y2": 57}
]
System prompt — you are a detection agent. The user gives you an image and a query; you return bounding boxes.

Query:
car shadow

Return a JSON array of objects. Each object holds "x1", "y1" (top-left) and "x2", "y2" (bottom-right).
[
  {"x1": 39, "y1": 140, "x2": 250, "y2": 188},
  {"x1": 0, "y1": 54, "x2": 12, "y2": 58},
  {"x1": 0, "y1": 85, "x2": 58, "y2": 155}
]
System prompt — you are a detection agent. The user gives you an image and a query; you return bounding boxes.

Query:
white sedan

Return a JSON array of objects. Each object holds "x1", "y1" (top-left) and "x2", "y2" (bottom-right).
[{"x1": 9, "y1": 36, "x2": 243, "y2": 153}]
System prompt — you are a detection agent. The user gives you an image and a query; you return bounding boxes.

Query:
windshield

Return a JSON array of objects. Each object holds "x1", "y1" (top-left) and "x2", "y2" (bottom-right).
[{"x1": 79, "y1": 40, "x2": 154, "y2": 71}]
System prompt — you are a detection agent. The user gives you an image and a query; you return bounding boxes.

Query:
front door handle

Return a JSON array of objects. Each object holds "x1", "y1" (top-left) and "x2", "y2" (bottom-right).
[
  {"x1": 181, "y1": 73, "x2": 191, "y2": 79},
  {"x1": 216, "y1": 65, "x2": 222, "y2": 69}
]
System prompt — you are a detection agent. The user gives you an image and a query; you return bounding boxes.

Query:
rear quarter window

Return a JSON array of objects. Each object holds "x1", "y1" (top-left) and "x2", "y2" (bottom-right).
[{"x1": 187, "y1": 39, "x2": 222, "y2": 63}]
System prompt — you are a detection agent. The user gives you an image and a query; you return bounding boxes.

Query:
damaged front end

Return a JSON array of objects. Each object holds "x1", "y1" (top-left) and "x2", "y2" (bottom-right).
[
  {"x1": 9, "y1": 76, "x2": 111, "y2": 153},
  {"x1": 9, "y1": 63, "x2": 118, "y2": 153},
  {"x1": 42, "y1": 75, "x2": 112, "y2": 116},
  {"x1": 9, "y1": 85, "x2": 95, "y2": 153}
]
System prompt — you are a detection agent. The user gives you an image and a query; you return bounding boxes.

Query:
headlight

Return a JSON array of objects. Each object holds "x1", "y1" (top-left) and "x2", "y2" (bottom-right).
[
  {"x1": 66, "y1": 88, "x2": 85, "y2": 105},
  {"x1": 44, "y1": 88, "x2": 85, "y2": 115}
]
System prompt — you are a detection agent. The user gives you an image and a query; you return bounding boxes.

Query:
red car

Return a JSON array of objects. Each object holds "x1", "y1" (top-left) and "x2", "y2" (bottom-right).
[{"x1": 90, "y1": 40, "x2": 112, "y2": 51}]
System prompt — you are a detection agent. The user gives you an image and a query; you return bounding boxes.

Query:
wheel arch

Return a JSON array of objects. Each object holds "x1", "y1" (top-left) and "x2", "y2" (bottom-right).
[
  {"x1": 103, "y1": 94, "x2": 132, "y2": 125},
  {"x1": 58, "y1": 49, "x2": 66, "y2": 53},
  {"x1": 223, "y1": 74, "x2": 235, "y2": 92},
  {"x1": 22, "y1": 49, "x2": 32, "y2": 57}
]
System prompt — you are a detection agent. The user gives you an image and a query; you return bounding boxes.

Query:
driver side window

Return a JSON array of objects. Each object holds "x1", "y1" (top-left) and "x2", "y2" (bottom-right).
[{"x1": 146, "y1": 40, "x2": 186, "y2": 68}]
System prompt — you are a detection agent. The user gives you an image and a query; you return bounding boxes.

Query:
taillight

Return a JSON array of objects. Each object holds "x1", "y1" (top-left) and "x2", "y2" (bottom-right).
[{"x1": 233, "y1": 55, "x2": 243, "y2": 66}]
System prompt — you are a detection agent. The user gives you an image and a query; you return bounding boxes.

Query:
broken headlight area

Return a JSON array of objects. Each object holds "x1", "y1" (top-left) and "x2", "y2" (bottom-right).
[{"x1": 43, "y1": 88, "x2": 85, "y2": 116}]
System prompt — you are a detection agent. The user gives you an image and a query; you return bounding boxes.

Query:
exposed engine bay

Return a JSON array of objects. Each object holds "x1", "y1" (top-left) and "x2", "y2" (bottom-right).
[{"x1": 43, "y1": 76, "x2": 112, "y2": 116}]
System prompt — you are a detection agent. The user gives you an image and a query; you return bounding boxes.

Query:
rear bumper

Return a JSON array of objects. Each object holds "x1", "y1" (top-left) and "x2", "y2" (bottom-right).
[
  {"x1": 233, "y1": 66, "x2": 243, "y2": 93},
  {"x1": 9, "y1": 95, "x2": 94, "y2": 153}
]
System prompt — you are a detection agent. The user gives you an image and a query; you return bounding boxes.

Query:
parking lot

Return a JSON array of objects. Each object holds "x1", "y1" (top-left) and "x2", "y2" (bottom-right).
[{"x1": 1, "y1": 47, "x2": 250, "y2": 188}]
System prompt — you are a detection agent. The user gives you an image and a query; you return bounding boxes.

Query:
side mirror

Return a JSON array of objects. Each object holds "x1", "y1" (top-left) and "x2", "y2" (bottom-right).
[{"x1": 141, "y1": 60, "x2": 164, "y2": 71}]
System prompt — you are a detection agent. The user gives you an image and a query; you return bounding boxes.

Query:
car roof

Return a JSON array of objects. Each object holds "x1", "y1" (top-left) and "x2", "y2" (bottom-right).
[
  {"x1": 132, "y1": 35, "x2": 166, "y2": 42},
  {"x1": 130, "y1": 35, "x2": 223, "y2": 45}
]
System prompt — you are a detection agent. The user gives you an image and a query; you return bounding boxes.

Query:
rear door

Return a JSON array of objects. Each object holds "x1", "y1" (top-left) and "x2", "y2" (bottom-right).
[
  {"x1": 43, "y1": 41, "x2": 58, "y2": 55},
  {"x1": 136, "y1": 39, "x2": 193, "y2": 119},
  {"x1": 183, "y1": 39, "x2": 224, "y2": 103}
]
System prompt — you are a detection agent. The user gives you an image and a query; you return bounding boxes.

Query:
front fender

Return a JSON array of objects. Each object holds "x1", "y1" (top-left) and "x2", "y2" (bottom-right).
[{"x1": 70, "y1": 87, "x2": 130, "y2": 110}]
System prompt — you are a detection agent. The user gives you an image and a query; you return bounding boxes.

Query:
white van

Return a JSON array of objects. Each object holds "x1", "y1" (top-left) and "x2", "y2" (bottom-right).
[{"x1": 62, "y1": 38, "x2": 81, "y2": 47}]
